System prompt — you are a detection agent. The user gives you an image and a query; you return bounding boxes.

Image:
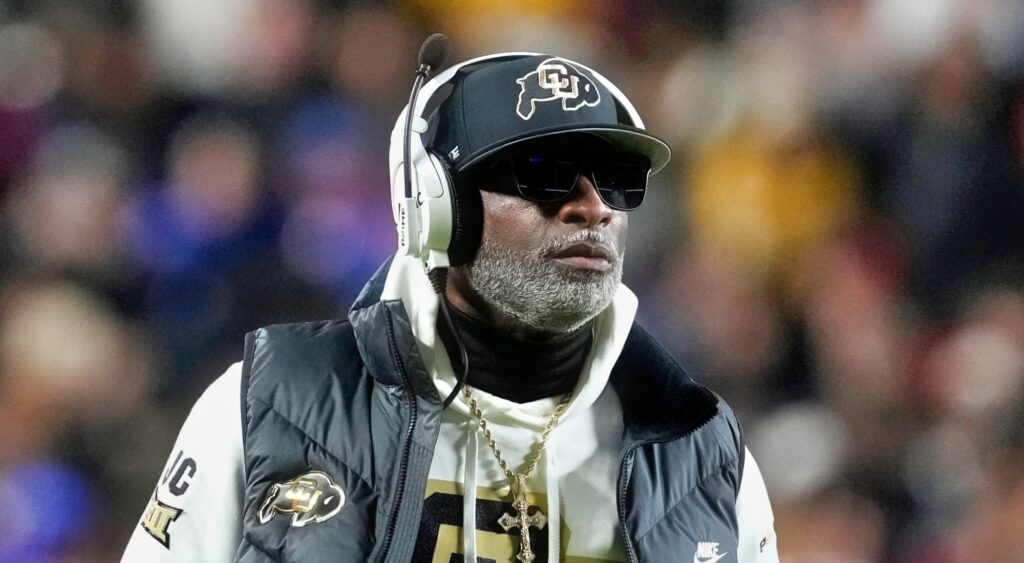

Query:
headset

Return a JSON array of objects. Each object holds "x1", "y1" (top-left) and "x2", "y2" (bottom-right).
[{"x1": 388, "y1": 35, "x2": 650, "y2": 273}]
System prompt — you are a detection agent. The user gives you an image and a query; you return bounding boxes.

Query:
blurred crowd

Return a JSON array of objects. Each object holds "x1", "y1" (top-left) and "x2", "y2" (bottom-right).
[{"x1": 0, "y1": 1, "x2": 1022, "y2": 561}]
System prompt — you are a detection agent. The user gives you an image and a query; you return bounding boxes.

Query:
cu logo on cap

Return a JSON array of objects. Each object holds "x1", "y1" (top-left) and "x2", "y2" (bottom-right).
[{"x1": 516, "y1": 58, "x2": 601, "y2": 120}]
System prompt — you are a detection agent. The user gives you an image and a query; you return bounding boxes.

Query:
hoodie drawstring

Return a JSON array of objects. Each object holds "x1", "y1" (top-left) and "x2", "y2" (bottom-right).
[
  {"x1": 463, "y1": 419, "x2": 479, "y2": 561},
  {"x1": 544, "y1": 438, "x2": 561, "y2": 563}
]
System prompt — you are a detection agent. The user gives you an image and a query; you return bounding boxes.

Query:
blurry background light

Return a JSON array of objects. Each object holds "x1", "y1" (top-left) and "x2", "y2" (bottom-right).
[{"x1": 0, "y1": 22, "x2": 64, "y2": 110}]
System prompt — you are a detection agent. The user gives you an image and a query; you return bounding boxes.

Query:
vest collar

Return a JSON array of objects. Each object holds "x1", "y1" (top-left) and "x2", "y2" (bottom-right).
[
  {"x1": 610, "y1": 324, "x2": 719, "y2": 445},
  {"x1": 349, "y1": 257, "x2": 442, "y2": 403}
]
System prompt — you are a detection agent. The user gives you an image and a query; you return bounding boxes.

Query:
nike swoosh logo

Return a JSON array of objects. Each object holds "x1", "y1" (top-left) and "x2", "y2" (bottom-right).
[{"x1": 694, "y1": 552, "x2": 727, "y2": 563}]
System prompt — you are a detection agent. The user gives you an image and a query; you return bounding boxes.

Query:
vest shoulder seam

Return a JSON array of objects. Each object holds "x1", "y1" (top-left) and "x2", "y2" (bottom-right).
[{"x1": 249, "y1": 393, "x2": 377, "y2": 493}]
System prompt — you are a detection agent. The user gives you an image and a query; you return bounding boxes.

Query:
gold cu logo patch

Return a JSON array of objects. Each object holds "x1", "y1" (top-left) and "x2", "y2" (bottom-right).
[
  {"x1": 516, "y1": 58, "x2": 601, "y2": 120},
  {"x1": 258, "y1": 470, "x2": 345, "y2": 527},
  {"x1": 141, "y1": 491, "x2": 182, "y2": 548}
]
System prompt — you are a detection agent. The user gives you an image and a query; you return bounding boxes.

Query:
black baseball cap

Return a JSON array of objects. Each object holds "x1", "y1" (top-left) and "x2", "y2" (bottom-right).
[{"x1": 424, "y1": 54, "x2": 671, "y2": 174}]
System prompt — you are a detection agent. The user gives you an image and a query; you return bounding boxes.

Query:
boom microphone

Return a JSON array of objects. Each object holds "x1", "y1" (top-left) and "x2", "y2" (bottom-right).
[
  {"x1": 403, "y1": 33, "x2": 450, "y2": 199},
  {"x1": 418, "y1": 33, "x2": 450, "y2": 73}
]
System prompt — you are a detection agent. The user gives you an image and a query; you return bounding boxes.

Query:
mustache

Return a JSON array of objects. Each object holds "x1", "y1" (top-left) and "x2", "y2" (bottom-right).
[{"x1": 540, "y1": 230, "x2": 620, "y2": 261}]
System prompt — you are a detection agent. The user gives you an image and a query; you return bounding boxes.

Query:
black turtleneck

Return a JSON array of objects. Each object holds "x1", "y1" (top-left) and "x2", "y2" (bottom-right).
[{"x1": 442, "y1": 303, "x2": 593, "y2": 403}]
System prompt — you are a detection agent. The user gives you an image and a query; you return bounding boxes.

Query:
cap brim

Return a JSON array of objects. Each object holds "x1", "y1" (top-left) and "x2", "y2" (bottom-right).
[{"x1": 454, "y1": 124, "x2": 672, "y2": 175}]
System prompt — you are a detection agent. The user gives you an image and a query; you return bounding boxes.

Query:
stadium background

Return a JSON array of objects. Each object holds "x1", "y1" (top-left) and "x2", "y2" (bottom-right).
[{"x1": 1, "y1": 1, "x2": 1023, "y2": 561}]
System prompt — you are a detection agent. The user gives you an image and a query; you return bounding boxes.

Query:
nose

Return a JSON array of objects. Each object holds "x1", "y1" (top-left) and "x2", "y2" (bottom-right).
[{"x1": 556, "y1": 174, "x2": 613, "y2": 227}]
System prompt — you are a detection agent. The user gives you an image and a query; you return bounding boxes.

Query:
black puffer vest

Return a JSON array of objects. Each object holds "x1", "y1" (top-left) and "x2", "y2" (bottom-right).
[{"x1": 235, "y1": 263, "x2": 745, "y2": 562}]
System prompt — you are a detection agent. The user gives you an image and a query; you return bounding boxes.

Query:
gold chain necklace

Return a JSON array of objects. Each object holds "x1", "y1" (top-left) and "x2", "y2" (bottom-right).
[{"x1": 462, "y1": 386, "x2": 573, "y2": 563}]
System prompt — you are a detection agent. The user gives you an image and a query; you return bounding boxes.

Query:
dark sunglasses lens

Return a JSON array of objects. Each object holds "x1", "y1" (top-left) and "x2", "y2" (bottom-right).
[
  {"x1": 513, "y1": 156, "x2": 576, "y2": 202},
  {"x1": 591, "y1": 162, "x2": 649, "y2": 210}
]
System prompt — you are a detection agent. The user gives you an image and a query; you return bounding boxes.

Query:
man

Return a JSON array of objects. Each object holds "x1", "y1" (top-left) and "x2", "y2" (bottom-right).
[{"x1": 124, "y1": 50, "x2": 778, "y2": 562}]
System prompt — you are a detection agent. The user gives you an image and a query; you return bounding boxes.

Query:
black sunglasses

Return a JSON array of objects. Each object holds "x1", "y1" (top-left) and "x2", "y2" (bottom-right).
[{"x1": 476, "y1": 148, "x2": 652, "y2": 211}]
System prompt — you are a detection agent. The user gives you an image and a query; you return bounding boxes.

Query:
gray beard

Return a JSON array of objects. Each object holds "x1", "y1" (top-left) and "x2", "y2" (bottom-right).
[{"x1": 458, "y1": 231, "x2": 624, "y2": 336}]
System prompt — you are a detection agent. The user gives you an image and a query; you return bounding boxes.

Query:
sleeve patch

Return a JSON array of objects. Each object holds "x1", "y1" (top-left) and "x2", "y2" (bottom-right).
[
  {"x1": 141, "y1": 490, "x2": 183, "y2": 549},
  {"x1": 161, "y1": 450, "x2": 198, "y2": 496}
]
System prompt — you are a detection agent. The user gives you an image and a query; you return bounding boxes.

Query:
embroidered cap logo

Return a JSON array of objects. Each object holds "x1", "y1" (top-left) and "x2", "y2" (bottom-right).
[{"x1": 516, "y1": 58, "x2": 601, "y2": 120}]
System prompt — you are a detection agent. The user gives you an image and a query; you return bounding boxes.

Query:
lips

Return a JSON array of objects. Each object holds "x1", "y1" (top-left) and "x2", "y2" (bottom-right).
[{"x1": 548, "y1": 241, "x2": 616, "y2": 271}]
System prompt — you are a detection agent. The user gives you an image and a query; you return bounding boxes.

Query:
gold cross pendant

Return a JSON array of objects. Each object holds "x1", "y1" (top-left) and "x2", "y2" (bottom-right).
[{"x1": 498, "y1": 474, "x2": 548, "y2": 563}]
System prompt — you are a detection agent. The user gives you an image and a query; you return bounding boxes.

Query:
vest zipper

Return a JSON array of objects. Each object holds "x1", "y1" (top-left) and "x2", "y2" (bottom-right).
[
  {"x1": 616, "y1": 414, "x2": 718, "y2": 562},
  {"x1": 377, "y1": 309, "x2": 418, "y2": 563},
  {"x1": 617, "y1": 447, "x2": 639, "y2": 563}
]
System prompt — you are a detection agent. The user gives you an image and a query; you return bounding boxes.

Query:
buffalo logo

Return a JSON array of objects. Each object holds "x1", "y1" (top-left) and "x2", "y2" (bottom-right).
[
  {"x1": 258, "y1": 471, "x2": 345, "y2": 527},
  {"x1": 516, "y1": 58, "x2": 601, "y2": 120}
]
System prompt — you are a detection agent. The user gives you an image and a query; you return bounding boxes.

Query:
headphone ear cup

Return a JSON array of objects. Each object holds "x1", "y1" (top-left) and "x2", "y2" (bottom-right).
[{"x1": 446, "y1": 162, "x2": 483, "y2": 267}]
